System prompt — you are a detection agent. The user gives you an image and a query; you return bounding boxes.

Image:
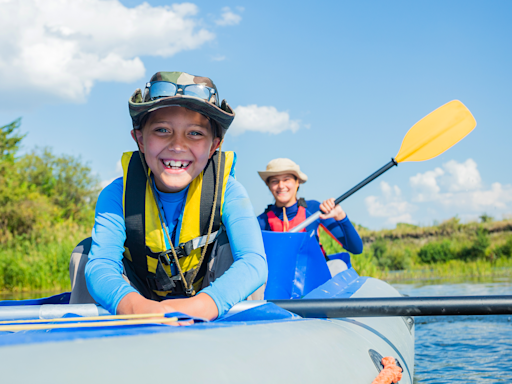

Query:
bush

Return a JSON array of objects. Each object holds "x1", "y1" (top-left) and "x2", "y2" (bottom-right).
[
  {"x1": 371, "y1": 238, "x2": 387, "y2": 260},
  {"x1": 370, "y1": 239, "x2": 411, "y2": 270},
  {"x1": 418, "y1": 240, "x2": 453, "y2": 264},
  {"x1": 457, "y1": 227, "x2": 490, "y2": 261},
  {"x1": 382, "y1": 248, "x2": 412, "y2": 270},
  {"x1": 494, "y1": 236, "x2": 512, "y2": 259}
]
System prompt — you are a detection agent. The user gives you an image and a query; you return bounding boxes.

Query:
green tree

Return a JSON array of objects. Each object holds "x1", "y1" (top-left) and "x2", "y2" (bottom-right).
[
  {"x1": 17, "y1": 148, "x2": 100, "y2": 220},
  {"x1": 0, "y1": 119, "x2": 99, "y2": 240},
  {"x1": 479, "y1": 213, "x2": 494, "y2": 223},
  {"x1": 0, "y1": 119, "x2": 25, "y2": 161}
]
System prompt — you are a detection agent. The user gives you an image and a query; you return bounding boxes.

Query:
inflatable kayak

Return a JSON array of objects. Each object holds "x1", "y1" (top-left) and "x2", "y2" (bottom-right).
[{"x1": 0, "y1": 231, "x2": 414, "y2": 383}]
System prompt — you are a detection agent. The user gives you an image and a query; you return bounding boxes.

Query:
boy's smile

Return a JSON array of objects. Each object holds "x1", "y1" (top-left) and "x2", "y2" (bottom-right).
[{"x1": 133, "y1": 106, "x2": 220, "y2": 193}]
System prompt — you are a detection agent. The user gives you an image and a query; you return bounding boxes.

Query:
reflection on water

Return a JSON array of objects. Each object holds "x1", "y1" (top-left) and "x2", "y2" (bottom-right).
[{"x1": 393, "y1": 278, "x2": 512, "y2": 383}]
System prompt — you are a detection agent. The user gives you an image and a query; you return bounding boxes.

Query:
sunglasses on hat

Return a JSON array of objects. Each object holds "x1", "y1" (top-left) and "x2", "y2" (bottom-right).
[{"x1": 143, "y1": 81, "x2": 219, "y2": 106}]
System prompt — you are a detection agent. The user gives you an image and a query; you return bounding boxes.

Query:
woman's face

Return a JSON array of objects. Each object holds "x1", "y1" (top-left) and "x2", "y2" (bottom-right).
[{"x1": 268, "y1": 173, "x2": 300, "y2": 207}]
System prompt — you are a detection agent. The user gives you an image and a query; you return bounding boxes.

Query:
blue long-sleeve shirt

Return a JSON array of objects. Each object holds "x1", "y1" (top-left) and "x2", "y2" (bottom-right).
[
  {"x1": 85, "y1": 175, "x2": 268, "y2": 317},
  {"x1": 257, "y1": 200, "x2": 363, "y2": 254}
]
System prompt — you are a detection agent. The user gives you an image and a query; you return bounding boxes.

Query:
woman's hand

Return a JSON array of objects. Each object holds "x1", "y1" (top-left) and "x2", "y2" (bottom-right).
[{"x1": 319, "y1": 198, "x2": 347, "y2": 221}]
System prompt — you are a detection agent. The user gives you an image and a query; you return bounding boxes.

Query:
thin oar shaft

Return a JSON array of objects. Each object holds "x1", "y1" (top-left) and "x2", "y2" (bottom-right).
[
  {"x1": 0, "y1": 317, "x2": 180, "y2": 332},
  {"x1": 289, "y1": 159, "x2": 397, "y2": 233},
  {"x1": 0, "y1": 312, "x2": 165, "y2": 325},
  {"x1": 270, "y1": 296, "x2": 512, "y2": 318}
]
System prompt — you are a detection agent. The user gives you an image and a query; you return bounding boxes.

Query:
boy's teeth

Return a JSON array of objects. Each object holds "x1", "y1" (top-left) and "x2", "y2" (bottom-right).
[{"x1": 164, "y1": 160, "x2": 189, "y2": 169}]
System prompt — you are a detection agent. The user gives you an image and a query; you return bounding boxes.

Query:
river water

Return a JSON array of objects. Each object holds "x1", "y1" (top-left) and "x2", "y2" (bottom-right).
[{"x1": 392, "y1": 278, "x2": 512, "y2": 383}]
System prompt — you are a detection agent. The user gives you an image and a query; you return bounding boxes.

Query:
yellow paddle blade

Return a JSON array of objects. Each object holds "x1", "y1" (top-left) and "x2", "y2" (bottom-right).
[{"x1": 394, "y1": 100, "x2": 476, "y2": 163}]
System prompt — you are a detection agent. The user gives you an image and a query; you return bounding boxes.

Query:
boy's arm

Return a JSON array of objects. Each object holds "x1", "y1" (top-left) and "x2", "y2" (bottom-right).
[
  {"x1": 200, "y1": 176, "x2": 268, "y2": 317},
  {"x1": 85, "y1": 178, "x2": 140, "y2": 314},
  {"x1": 87, "y1": 177, "x2": 266, "y2": 319}
]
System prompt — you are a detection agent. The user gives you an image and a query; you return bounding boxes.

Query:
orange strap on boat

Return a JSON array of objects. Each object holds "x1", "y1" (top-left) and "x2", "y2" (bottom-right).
[{"x1": 371, "y1": 356, "x2": 403, "y2": 384}]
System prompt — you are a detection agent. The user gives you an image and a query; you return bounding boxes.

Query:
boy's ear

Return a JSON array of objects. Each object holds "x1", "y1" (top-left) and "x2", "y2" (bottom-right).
[
  {"x1": 209, "y1": 137, "x2": 221, "y2": 159},
  {"x1": 131, "y1": 129, "x2": 145, "y2": 153}
]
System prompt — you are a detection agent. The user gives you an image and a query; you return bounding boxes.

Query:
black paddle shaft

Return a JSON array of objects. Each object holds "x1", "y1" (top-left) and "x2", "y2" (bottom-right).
[
  {"x1": 334, "y1": 158, "x2": 398, "y2": 206},
  {"x1": 290, "y1": 159, "x2": 398, "y2": 233},
  {"x1": 270, "y1": 296, "x2": 512, "y2": 318}
]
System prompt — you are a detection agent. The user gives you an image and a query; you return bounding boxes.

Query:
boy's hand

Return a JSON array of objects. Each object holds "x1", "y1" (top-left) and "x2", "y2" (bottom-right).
[
  {"x1": 117, "y1": 292, "x2": 219, "y2": 324},
  {"x1": 117, "y1": 292, "x2": 193, "y2": 326},
  {"x1": 319, "y1": 198, "x2": 347, "y2": 221}
]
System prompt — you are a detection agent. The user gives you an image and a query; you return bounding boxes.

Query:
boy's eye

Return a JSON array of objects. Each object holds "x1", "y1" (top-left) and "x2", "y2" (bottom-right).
[
  {"x1": 156, "y1": 127, "x2": 169, "y2": 133},
  {"x1": 189, "y1": 131, "x2": 203, "y2": 136}
]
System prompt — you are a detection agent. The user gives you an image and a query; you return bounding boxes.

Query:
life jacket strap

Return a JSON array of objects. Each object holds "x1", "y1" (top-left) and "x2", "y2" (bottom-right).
[
  {"x1": 179, "y1": 228, "x2": 222, "y2": 257},
  {"x1": 157, "y1": 228, "x2": 223, "y2": 262}
]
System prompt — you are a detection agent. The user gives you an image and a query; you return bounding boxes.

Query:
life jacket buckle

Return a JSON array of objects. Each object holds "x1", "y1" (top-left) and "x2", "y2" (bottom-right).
[{"x1": 158, "y1": 250, "x2": 172, "y2": 265}]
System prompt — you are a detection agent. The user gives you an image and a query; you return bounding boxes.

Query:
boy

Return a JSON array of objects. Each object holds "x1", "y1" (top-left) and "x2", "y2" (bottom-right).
[{"x1": 70, "y1": 72, "x2": 267, "y2": 320}]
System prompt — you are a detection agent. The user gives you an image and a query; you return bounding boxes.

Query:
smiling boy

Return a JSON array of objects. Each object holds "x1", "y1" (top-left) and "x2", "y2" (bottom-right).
[{"x1": 70, "y1": 72, "x2": 267, "y2": 320}]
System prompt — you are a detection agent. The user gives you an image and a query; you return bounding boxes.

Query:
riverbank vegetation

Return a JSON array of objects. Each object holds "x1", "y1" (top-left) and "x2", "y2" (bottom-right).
[
  {"x1": 0, "y1": 119, "x2": 98, "y2": 293},
  {"x1": 320, "y1": 217, "x2": 512, "y2": 282},
  {"x1": 1, "y1": 118, "x2": 511, "y2": 294}
]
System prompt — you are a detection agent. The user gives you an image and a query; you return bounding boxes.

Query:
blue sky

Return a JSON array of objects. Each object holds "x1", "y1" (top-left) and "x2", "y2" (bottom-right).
[{"x1": 1, "y1": 0, "x2": 511, "y2": 229}]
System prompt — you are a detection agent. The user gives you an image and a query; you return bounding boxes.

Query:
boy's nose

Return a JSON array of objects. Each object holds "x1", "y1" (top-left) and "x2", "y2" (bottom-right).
[{"x1": 168, "y1": 137, "x2": 187, "y2": 152}]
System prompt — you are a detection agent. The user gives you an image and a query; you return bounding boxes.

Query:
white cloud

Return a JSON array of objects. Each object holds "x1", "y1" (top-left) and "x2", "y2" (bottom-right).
[
  {"x1": 410, "y1": 159, "x2": 512, "y2": 211},
  {"x1": 443, "y1": 159, "x2": 481, "y2": 192},
  {"x1": 211, "y1": 55, "x2": 226, "y2": 62},
  {"x1": 365, "y1": 181, "x2": 416, "y2": 225},
  {"x1": 0, "y1": 0, "x2": 218, "y2": 107},
  {"x1": 215, "y1": 6, "x2": 243, "y2": 26},
  {"x1": 230, "y1": 104, "x2": 301, "y2": 135},
  {"x1": 410, "y1": 167, "x2": 444, "y2": 202}
]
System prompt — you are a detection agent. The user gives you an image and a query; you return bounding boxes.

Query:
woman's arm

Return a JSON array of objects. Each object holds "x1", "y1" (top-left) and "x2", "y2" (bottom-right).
[{"x1": 307, "y1": 199, "x2": 363, "y2": 254}]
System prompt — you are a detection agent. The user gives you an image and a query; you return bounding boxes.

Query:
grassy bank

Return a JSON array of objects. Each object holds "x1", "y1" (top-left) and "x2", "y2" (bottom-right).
[
  {"x1": 0, "y1": 222, "x2": 91, "y2": 293},
  {"x1": 320, "y1": 217, "x2": 512, "y2": 282}
]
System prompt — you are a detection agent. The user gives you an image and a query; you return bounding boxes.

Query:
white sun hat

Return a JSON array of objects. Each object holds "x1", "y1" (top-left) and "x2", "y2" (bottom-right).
[{"x1": 258, "y1": 158, "x2": 308, "y2": 184}]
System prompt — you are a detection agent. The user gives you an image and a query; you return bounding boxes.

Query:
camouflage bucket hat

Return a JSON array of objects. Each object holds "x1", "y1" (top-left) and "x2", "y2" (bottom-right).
[{"x1": 129, "y1": 71, "x2": 235, "y2": 138}]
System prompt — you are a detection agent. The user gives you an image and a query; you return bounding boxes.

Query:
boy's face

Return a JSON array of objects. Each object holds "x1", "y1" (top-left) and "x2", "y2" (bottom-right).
[
  {"x1": 267, "y1": 173, "x2": 300, "y2": 207},
  {"x1": 133, "y1": 106, "x2": 221, "y2": 193}
]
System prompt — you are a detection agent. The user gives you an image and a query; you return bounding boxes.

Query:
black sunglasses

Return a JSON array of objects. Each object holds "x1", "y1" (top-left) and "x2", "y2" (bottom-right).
[{"x1": 143, "y1": 81, "x2": 218, "y2": 106}]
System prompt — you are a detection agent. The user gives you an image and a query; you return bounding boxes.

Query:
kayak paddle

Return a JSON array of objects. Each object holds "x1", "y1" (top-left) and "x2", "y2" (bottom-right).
[
  {"x1": 289, "y1": 100, "x2": 476, "y2": 233},
  {"x1": 270, "y1": 295, "x2": 512, "y2": 318}
]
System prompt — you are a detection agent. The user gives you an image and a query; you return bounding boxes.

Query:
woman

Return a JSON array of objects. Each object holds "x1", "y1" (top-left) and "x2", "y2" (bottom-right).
[{"x1": 257, "y1": 158, "x2": 363, "y2": 263}]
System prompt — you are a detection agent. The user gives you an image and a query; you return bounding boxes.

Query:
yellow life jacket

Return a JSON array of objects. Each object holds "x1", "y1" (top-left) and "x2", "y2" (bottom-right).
[{"x1": 121, "y1": 150, "x2": 236, "y2": 298}]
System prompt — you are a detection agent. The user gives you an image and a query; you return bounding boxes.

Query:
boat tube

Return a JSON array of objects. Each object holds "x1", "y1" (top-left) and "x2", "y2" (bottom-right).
[{"x1": 0, "y1": 231, "x2": 414, "y2": 383}]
